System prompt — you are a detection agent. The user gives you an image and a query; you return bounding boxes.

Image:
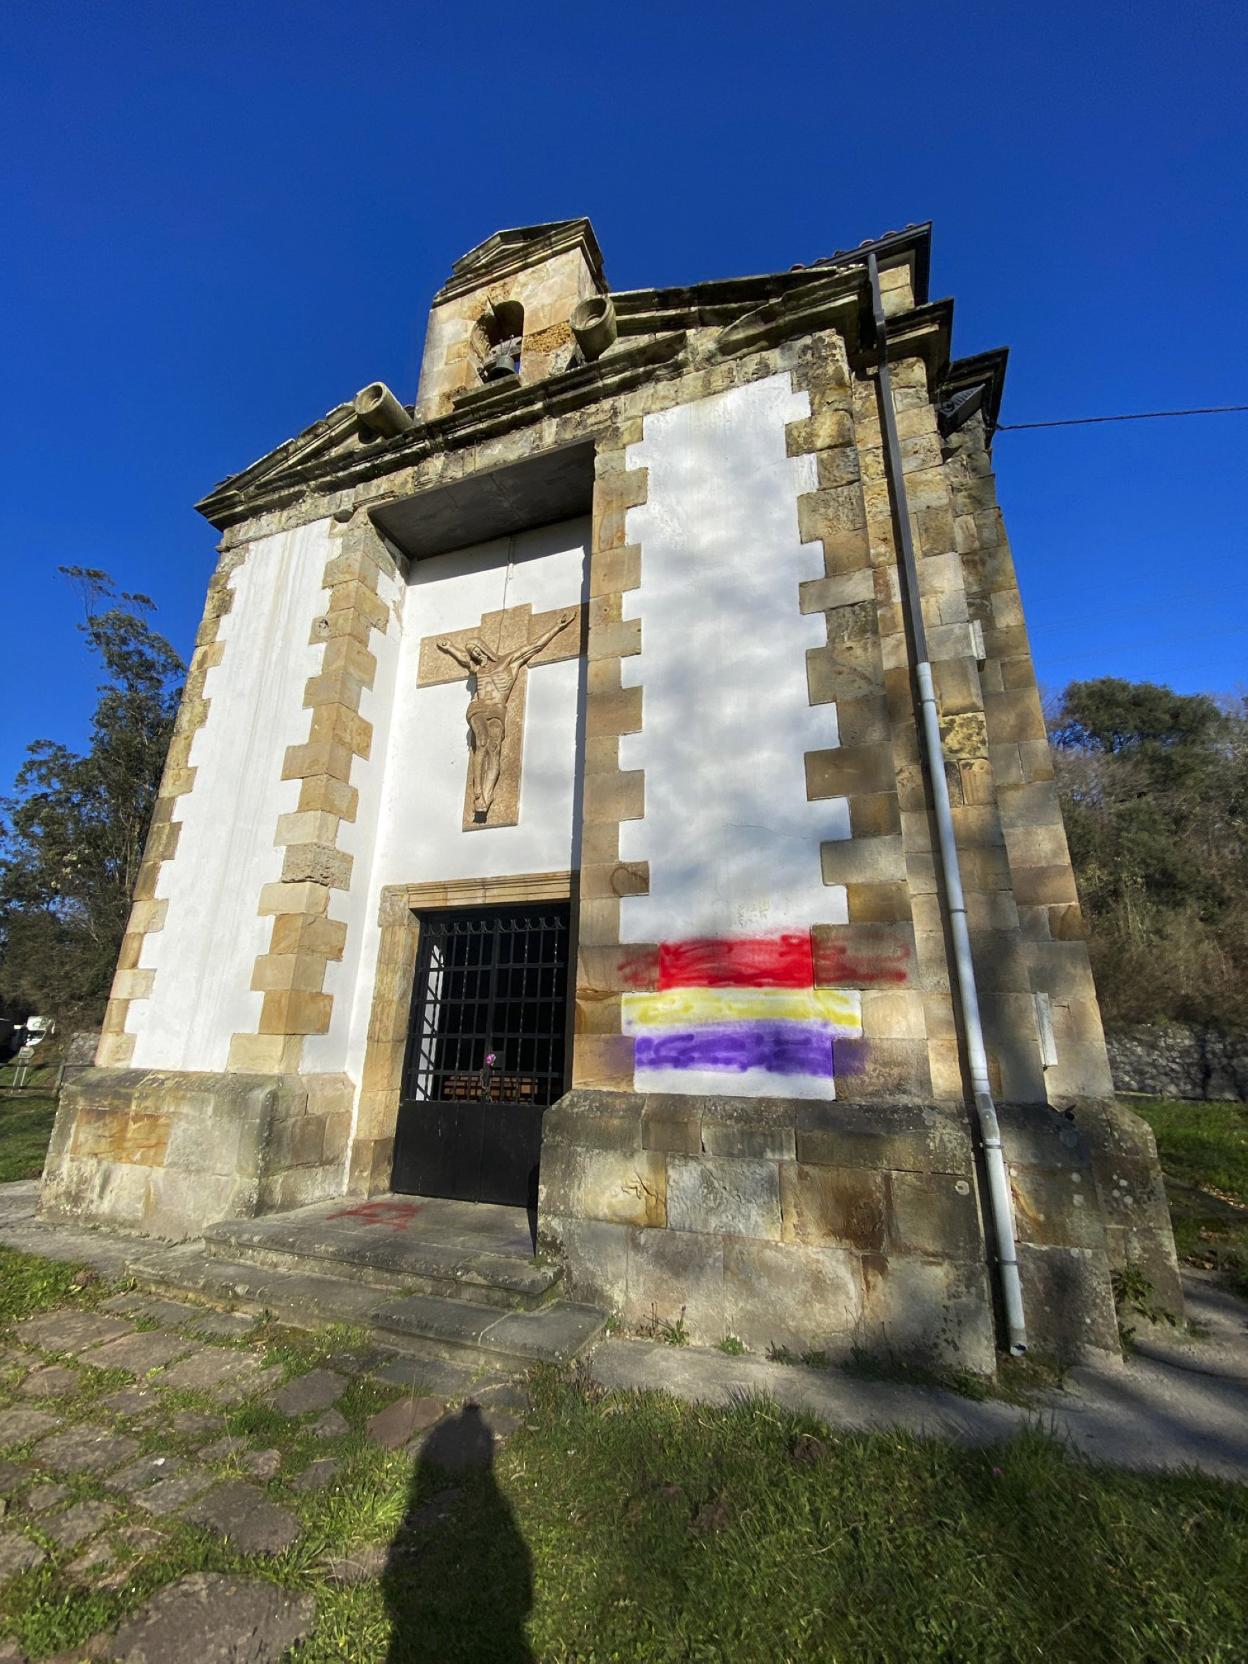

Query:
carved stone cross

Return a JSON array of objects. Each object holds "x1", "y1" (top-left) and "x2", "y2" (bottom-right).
[{"x1": 417, "y1": 602, "x2": 584, "y2": 830}]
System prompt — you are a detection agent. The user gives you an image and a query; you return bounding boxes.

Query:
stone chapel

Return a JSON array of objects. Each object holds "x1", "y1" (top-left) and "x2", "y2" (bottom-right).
[{"x1": 43, "y1": 219, "x2": 1181, "y2": 1372}]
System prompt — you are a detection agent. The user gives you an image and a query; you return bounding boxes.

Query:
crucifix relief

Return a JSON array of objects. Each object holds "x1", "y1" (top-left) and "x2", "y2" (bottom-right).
[{"x1": 417, "y1": 602, "x2": 583, "y2": 830}]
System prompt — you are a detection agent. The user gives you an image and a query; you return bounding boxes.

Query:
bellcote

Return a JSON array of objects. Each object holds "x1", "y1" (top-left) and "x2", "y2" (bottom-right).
[{"x1": 415, "y1": 218, "x2": 607, "y2": 419}]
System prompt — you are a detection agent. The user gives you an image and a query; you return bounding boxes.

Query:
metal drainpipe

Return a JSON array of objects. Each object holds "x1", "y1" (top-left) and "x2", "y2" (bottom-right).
[{"x1": 867, "y1": 253, "x2": 1027, "y2": 1354}]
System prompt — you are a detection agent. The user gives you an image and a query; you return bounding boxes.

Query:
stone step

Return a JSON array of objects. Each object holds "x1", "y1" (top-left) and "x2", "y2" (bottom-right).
[
  {"x1": 127, "y1": 1245, "x2": 382, "y2": 1327},
  {"x1": 201, "y1": 1204, "x2": 561, "y2": 1311},
  {"x1": 369, "y1": 1292, "x2": 609, "y2": 1370},
  {"x1": 125, "y1": 1245, "x2": 606, "y2": 1373}
]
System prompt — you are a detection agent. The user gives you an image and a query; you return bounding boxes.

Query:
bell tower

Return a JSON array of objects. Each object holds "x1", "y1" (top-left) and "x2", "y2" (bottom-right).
[{"x1": 415, "y1": 218, "x2": 607, "y2": 419}]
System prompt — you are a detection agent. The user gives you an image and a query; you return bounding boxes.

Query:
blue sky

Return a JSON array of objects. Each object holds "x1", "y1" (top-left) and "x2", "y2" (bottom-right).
[{"x1": 2, "y1": 0, "x2": 1245, "y2": 792}]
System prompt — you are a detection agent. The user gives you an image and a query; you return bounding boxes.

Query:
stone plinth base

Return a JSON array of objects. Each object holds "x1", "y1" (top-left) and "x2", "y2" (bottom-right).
[
  {"x1": 537, "y1": 1090, "x2": 1178, "y2": 1370},
  {"x1": 40, "y1": 1068, "x2": 353, "y2": 1241}
]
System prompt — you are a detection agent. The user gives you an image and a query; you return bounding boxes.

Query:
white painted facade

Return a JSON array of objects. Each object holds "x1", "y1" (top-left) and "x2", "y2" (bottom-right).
[
  {"x1": 618, "y1": 374, "x2": 854, "y2": 1098},
  {"x1": 129, "y1": 522, "x2": 332, "y2": 1072},
  {"x1": 301, "y1": 559, "x2": 405, "y2": 1075},
  {"x1": 127, "y1": 514, "x2": 586, "y2": 1095},
  {"x1": 339, "y1": 517, "x2": 589, "y2": 1096},
  {"x1": 123, "y1": 384, "x2": 850, "y2": 1110}
]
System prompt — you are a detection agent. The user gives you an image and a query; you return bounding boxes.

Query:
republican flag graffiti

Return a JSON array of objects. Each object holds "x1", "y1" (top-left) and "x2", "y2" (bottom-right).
[{"x1": 621, "y1": 933, "x2": 862, "y2": 1100}]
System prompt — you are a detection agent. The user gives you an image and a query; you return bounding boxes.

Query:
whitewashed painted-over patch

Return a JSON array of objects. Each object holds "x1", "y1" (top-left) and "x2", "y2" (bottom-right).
[{"x1": 618, "y1": 375, "x2": 854, "y2": 1098}]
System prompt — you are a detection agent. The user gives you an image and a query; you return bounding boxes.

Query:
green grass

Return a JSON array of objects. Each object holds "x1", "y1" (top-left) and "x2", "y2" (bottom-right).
[
  {"x1": 1, "y1": 1240, "x2": 1247, "y2": 1660},
  {"x1": 14, "y1": 1358, "x2": 1240, "y2": 1664},
  {"x1": 0, "y1": 1060, "x2": 57, "y2": 1089},
  {"x1": 0, "y1": 1244, "x2": 101, "y2": 1324},
  {"x1": 320, "y1": 1370, "x2": 1248, "y2": 1663},
  {"x1": 1133, "y1": 1096, "x2": 1248, "y2": 1296},
  {"x1": 0, "y1": 1093, "x2": 57, "y2": 1183}
]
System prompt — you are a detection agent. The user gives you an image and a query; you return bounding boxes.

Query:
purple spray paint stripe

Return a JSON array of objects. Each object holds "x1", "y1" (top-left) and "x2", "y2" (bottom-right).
[{"x1": 633, "y1": 1021, "x2": 835, "y2": 1078}]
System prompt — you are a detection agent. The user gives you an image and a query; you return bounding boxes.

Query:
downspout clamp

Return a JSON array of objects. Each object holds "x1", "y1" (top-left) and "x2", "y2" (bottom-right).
[{"x1": 867, "y1": 253, "x2": 1027, "y2": 1355}]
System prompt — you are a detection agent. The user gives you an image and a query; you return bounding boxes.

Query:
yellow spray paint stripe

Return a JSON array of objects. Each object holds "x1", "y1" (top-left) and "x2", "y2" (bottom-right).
[{"x1": 622, "y1": 986, "x2": 862, "y2": 1035}]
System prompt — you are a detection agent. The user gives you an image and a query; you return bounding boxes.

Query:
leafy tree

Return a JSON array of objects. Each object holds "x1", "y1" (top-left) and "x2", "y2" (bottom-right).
[
  {"x1": 0, "y1": 568, "x2": 184, "y2": 1027},
  {"x1": 1052, "y1": 678, "x2": 1248, "y2": 1028}
]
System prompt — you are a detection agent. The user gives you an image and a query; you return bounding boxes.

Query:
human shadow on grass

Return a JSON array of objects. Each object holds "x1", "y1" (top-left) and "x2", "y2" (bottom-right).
[{"x1": 382, "y1": 1401, "x2": 534, "y2": 1663}]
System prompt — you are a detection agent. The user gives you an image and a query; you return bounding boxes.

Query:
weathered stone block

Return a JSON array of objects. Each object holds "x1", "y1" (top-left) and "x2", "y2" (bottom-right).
[
  {"x1": 1013, "y1": 866, "x2": 1079, "y2": 906},
  {"x1": 834, "y1": 695, "x2": 891, "y2": 746},
  {"x1": 164, "y1": 1105, "x2": 245, "y2": 1178},
  {"x1": 570, "y1": 1033, "x2": 636, "y2": 1088},
  {"x1": 837, "y1": 1036, "x2": 931, "y2": 1099},
  {"x1": 848, "y1": 792, "x2": 903, "y2": 837},
  {"x1": 818, "y1": 834, "x2": 906, "y2": 884},
  {"x1": 980, "y1": 994, "x2": 1046, "y2": 1102},
  {"x1": 541, "y1": 1215, "x2": 630, "y2": 1309},
  {"x1": 143, "y1": 1170, "x2": 244, "y2": 1240},
  {"x1": 539, "y1": 1145, "x2": 666, "y2": 1229},
  {"x1": 259, "y1": 990, "x2": 333, "y2": 1036},
  {"x1": 700, "y1": 1120, "x2": 795, "y2": 1161},
  {"x1": 585, "y1": 687, "x2": 642, "y2": 738},
  {"x1": 806, "y1": 639, "x2": 884, "y2": 705},
  {"x1": 796, "y1": 1099, "x2": 974, "y2": 1175},
  {"x1": 541, "y1": 1102, "x2": 643, "y2": 1154},
  {"x1": 982, "y1": 689, "x2": 1047, "y2": 744},
  {"x1": 722, "y1": 1238, "x2": 862, "y2": 1355},
  {"x1": 1101, "y1": 1221, "x2": 1184, "y2": 1318},
  {"x1": 625, "y1": 1225, "x2": 725, "y2": 1341},
  {"x1": 844, "y1": 880, "x2": 912, "y2": 923},
  {"x1": 860, "y1": 990, "x2": 927, "y2": 1040},
  {"x1": 812, "y1": 922, "x2": 916, "y2": 989},
  {"x1": 886, "y1": 1171, "x2": 982, "y2": 1258},
  {"x1": 806, "y1": 745, "x2": 895, "y2": 801},
  {"x1": 1015, "y1": 1243, "x2": 1120, "y2": 1364},
  {"x1": 780, "y1": 1162, "x2": 885, "y2": 1250},
  {"x1": 995, "y1": 1102, "x2": 1086, "y2": 1168},
  {"x1": 1009, "y1": 1164, "x2": 1104, "y2": 1251},
  {"x1": 641, "y1": 1097, "x2": 703, "y2": 1154},
  {"x1": 666, "y1": 1156, "x2": 781, "y2": 1240},
  {"x1": 799, "y1": 569, "x2": 874, "y2": 613},
  {"x1": 859, "y1": 1253, "x2": 996, "y2": 1373},
  {"x1": 1043, "y1": 1040, "x2": 1116, "y2": 1101}
]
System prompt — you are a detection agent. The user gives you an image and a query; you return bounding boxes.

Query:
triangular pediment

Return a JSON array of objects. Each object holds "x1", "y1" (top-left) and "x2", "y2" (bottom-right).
[
  {"x1": 452, "y1": 219, "x2": 583, "y2": 277},
  {"x1": 194, "y1": 398, "x2": 384, "y2": 526},
  {"x1": 435, "y1": 218, "x2": 605, "y2": 303}
]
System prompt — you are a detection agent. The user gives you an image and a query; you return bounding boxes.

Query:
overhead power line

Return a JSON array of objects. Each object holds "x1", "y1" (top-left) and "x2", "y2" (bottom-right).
[{"x1": 995, "y1": 403, "x2": 1248, "y2": 432}]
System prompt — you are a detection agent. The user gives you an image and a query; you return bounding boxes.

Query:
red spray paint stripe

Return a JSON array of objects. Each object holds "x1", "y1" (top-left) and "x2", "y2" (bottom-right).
[
  {"x1": 658, "y1": 935, "x2": 814, "y2": 990},
  {"x1": 812, "y1": 937, "x2": 911, "y2": 987},
  {"x1": 616, "y1": 946, "x2": 660, "y2": 991}
]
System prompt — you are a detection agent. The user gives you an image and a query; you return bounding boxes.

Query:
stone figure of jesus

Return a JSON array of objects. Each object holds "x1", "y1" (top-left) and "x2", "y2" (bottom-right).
[{"x1": 437, "y1": 611, "x2": 575, "y2": 818}]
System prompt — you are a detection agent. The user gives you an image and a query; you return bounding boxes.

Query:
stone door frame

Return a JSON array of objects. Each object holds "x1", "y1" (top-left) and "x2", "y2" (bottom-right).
[{"x1": 347, "y1": 870, "x2": 575, "y2": 1196}]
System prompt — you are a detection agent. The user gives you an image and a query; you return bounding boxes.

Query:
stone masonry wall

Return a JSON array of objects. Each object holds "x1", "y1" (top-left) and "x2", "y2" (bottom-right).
[
  {"x1": 1107, "y1": 1024, "x2": 1248, "y2": 1102},
  {"x1": 539, "y1": 1088, "x2": 1142, "y2": 1370},
  {"x1": 42, "y1": 1068, "x2": 353, "y2": 1239}
]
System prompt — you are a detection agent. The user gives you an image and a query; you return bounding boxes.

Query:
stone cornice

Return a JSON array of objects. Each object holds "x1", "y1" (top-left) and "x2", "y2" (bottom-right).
[
  {"x1": 611, "y1": 223, "x2": 931, "y2": 333},
  {"x1": 434, "y1": 218, "x2": 606, "y2": 305},
  {"x1": 195, "y1": 334, "x2": 687, "y2": 531},
  {"x1": 939, "y1": 347, "x2": 1009, "y2": 440},
  {"x1": 194, "y1": 220, "x2": 995, "y2": 536}
]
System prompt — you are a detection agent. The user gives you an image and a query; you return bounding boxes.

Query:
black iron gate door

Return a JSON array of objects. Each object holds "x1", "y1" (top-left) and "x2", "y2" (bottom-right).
[{"x1": 392, "y1": 903, "x2": 571, "y2": 1206}]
